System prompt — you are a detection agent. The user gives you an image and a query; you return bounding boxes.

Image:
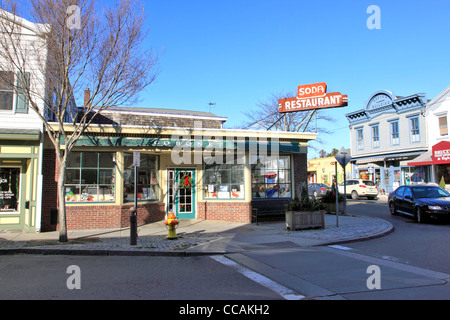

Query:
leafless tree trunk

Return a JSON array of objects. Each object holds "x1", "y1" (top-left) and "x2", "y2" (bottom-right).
[{"x1": 0, "y1": 0, "x2": 159, "y2": 242}]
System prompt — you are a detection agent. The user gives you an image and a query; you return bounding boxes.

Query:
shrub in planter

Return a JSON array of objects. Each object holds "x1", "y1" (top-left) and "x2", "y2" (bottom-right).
[
  {"x1": 285, "y1": 187, "x2": 325, "y2": 212},
  {"x1": 320, "y1": 191, "x2": 345, "y2": 215},
  {"x1": 285, "y1": 187, "x2": 325, "y2": 230}
]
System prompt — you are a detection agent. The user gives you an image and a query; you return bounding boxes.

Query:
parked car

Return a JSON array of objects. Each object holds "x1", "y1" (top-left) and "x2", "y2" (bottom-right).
[
  {"x1": 308, "y1": 183, "x2": 331, "y2": 198},
  {"x1": 338, "y1": 179, "x2": 378, "y2": 200},
  {"x1": 388, "y1": 185, "x2": 450, "y2": 223}
]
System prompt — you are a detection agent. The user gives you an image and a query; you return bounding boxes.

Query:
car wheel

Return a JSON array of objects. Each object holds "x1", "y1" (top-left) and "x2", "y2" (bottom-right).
[
  {"x1": 415, "y1": 207, "x2": 426, "y2": 224},
  {"x1": 351, "y1": 190, "x2": 359, "y2": 200},
  {"x1": 389, "y1": 202, "x2": 397, "y2": 215}
]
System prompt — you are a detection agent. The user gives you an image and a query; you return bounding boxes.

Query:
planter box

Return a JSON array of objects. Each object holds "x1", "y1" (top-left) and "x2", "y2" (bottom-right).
[
  {"x1": 285, "y1": 210, "x2": 325, "y2": 231},
  {"x1": 324, "y1": 202, "x2": 344, "y2": 215}
]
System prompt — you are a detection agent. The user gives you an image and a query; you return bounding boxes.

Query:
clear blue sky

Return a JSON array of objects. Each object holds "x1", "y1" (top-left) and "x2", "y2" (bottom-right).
[{"x1": 134, "y1": 1, "x2": 450, "y2": 158}]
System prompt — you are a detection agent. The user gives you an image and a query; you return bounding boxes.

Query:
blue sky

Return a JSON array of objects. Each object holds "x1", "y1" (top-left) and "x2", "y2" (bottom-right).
[{"x1": 121, "y1": 1, "x2": 449, "y2": 157}]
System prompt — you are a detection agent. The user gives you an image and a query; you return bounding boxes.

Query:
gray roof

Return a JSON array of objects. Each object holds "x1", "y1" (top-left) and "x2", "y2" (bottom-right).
[{"x1": 101, "y1": 106, "x2": 227, "y2": 120}]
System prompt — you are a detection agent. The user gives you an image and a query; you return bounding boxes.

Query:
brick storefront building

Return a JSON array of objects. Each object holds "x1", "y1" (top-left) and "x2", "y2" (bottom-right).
[{"x1": 39, "y1": 104, "x2": 316, "y2": 232}]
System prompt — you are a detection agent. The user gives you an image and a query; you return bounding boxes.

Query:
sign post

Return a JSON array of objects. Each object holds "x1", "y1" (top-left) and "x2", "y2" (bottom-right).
[
  {"x1": 130, "y1": 151, "x2": 140, "y2": 245},
  {"x1": 335, "y1": 148, "x2": 352, "y2": 223}
]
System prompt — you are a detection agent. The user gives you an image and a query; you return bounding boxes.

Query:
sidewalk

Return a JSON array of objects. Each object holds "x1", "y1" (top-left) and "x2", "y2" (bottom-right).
[{"x1": 0, "y1": 212, "x2": 393, "y2": 256}]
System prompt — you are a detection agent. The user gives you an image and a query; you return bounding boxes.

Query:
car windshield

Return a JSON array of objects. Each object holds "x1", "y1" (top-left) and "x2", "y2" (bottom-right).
[
  {"x1": 363, "y1": 181, "x2": 375, "y2": 186},
  {"x1": 412, "y1": 187, "x2": 450, "y2": 199}
]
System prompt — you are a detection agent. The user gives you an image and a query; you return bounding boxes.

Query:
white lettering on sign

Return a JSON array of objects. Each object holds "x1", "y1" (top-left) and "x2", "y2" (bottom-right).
[
  {"x1": 282, "y1": 94, "x2": 343, "y2": 111},
  {"x1": 434, "y1": 149, "x2": 450, "y2": 161},
  {"x1": 298, "y1": 84, "x2": 326, "y2": 98}
]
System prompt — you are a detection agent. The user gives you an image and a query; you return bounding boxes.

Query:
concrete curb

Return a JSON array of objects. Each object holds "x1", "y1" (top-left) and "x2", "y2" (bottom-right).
[{"x1": 0, "y1": 215, "x2": 395, "y2": 257}]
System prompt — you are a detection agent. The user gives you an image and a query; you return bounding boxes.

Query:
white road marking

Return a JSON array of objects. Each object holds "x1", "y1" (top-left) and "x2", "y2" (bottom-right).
[
  {"x1": 328, "y1": 245, "x2": 353, "y2": 251},
  {"x1": 211, "y1": 255, "x2": 305, "y2": 300}
]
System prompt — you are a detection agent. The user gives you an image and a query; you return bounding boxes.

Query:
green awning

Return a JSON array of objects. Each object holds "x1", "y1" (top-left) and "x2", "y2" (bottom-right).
[{"x1": 67, "y1": 136, "x2": 304, "y2": 153}]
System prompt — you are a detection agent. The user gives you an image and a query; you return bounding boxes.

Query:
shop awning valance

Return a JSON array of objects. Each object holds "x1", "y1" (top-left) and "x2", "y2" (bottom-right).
[
  {"x1": 65, "y1": 136, "x2": 305, "y2": 153},
  {"x1": 355, "y1": 157, "x2": 385, "y2": 164}
]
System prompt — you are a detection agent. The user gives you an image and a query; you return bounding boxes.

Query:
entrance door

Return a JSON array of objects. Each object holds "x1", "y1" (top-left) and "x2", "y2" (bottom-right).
[{"x1": 167, "y1": 169, "x2": 195, "y2": 219}]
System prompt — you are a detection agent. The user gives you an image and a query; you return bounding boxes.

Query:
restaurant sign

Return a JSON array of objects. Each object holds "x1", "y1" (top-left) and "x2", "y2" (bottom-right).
[
  {"x1": 278, "y1": 82, "x2": 348, "y2": 113},
  {"x1": 433, "y1": 141, "x2": 450, "y2": 164}
]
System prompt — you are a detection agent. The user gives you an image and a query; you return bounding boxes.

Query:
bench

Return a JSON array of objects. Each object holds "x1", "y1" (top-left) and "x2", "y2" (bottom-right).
[{"x1": 251, "y1": 199, "x2": 290, "y2": 225}]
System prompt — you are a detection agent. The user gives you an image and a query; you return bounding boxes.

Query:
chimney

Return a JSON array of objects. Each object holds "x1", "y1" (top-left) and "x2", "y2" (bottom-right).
[{"x1": 84, "y1": 88, "x2": 91, "y2": 108}]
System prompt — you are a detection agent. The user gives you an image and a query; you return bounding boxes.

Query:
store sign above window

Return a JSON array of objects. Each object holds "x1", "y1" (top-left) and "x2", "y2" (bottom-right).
[
  {"x1": 433, "y1": 141, "x2": 450, "y2": 164},
  {"x1": 278, "y1": 82, "x2": 348, "y2": 113}
]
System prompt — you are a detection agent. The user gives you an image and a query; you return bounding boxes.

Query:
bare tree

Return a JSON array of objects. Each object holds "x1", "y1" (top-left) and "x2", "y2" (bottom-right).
[
  {"x1": 0, "y1": 0, "x2": 159, "y2": 242},
  {"x1": 239, "y1": 92, "x2": 336, "y2": 153}
]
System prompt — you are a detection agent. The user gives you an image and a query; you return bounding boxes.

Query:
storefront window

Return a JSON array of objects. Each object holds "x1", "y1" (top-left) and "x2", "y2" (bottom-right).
[
  {"x1": 402, "y1": 166, "x2": 429, "y2": 185},
  {"x1": 251, "y1": 155, "x2": 292, "y2": 199},
  {"x1": 124, "y1": 153, "x2": 159, "y2": 201},
  {"x1": 436, "y1": 165, "x2": 450, "y2": 188},
  {"x1": 65, "y1": 152, "x2": 116, "y2": 202},
  {"x1": 204, "y1": 162, "x2": 244, "y2": 199},
  {"x1": 0, "y1": 168, "x2": 20, "y2": 212}
]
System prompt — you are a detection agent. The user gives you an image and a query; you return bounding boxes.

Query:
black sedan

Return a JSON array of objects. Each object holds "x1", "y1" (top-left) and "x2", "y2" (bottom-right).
[{"x1": 388, "y1": 185, "x2": 450, "y2": 223}]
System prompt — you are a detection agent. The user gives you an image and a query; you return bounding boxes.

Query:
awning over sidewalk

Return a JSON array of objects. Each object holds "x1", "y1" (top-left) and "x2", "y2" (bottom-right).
[{"x1": 408, "y1": 141, "x2": 450, "y2": 166}]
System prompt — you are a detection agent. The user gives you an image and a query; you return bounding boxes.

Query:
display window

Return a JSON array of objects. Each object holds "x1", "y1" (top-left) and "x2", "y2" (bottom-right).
[
  {"x1": 251, "y1": 155, "x2": 292, "y2": 199},
  {"x1": 65, "y1": 152, "x2": 116, "y2": 202},
  {"x1": 0, "y1": 167, "x2": 20, "y2": 212},
  {"x1": 204, "y1": 162, "x2": 245, "y2": 199},
  {"x1": 124, "y1": 153, "x2": 159, "y2": 201}
]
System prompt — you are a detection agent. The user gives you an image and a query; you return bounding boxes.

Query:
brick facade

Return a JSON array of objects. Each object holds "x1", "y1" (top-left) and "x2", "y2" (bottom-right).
[
  {"x1": 41, "y1": 148, "x2": 165, "y2": 231},
  {"x1": 64, "y1": 202, "x2": 165, "y2": 230},
  {"x1": 293, "y1": 153, "x2": 308, "y2": 196},
  {"x1": 197, "y1": 202, "x2": 252, "y2": 223}
]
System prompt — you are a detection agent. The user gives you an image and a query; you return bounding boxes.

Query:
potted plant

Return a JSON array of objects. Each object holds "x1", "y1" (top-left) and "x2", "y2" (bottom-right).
[
  {"x1": 285, "y1": 187, "x2": 325, "y2": 230},
  {"x1": 320, "y1": 190, "x2": 345, "y2": 215}
]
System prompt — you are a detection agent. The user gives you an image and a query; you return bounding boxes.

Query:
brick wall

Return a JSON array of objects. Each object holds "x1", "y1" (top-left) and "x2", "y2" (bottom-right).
[
  {"x1": 293, "y1": 153, "x2": 308, "y2": 197},
  {"x1": 41, "y1": 149, "x2": 59, "y2": 232},
  {"x1": 65, "y1": 202, "x2": 165, "y2": 230},
  {"x1": 41, "y1": 148, "x2": 166, "y2": 231},
  {"x1": 197, "y1": 202, "x2": 252, "y2": 223}
]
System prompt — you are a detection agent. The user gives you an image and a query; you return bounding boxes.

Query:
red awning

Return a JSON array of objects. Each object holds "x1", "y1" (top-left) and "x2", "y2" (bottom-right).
[{"x1": 408, "y1": 141, "x2": 450, "y2": 166}]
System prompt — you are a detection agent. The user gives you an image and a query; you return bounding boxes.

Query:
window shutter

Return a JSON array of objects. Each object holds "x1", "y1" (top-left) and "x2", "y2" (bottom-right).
[{"x1": 15, "y1": 72, "x2": 30, "y2": 114}]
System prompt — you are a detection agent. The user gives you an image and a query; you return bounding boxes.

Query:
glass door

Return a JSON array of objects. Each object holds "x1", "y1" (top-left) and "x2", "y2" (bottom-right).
[{"x1": 167, "y1": 169, "x2": 195, "y2": 219}]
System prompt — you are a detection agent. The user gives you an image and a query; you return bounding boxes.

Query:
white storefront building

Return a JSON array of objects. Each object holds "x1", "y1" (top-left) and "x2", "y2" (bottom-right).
[{"x1": 346, "y1": 90, "x2": 429, "y2": 193}]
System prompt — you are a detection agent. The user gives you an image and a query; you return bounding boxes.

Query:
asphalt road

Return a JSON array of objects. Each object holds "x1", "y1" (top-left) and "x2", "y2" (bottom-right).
[
  {"x1": 344, "y1": 198, "x2": 450, "y2": 274},
  {"x1": 0, "y1": 199, "x2": 448, "y2": 303}
]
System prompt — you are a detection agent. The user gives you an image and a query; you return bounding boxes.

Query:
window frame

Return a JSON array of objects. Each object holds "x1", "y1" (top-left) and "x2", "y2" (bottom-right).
[
  {"x1": 203, "y1": 159, "x2": 245, "y2": 200},
  {"x1": 251, "y1": 155, "x2": 292, "y2": 200},
  {"x1": 439, "y1": 116, "x2": 448, "y2": 136},
  {"x1": 123, "y1": 153, "x2": 160, "y2": 202},
  {"x1": 356, "y1": 128, "x2": 364, "y2": 150},
  {"x1": 390, "y1": 121, "x2": 400, "y2": 146},
  {"x1": 0, "y1": 71, "x2": 14, "y2": 112},
  {"x1": 409, "y1": 117, "x2": 420, "y2": 143},
  {"x1": 65, "y1": 152, "x2": 116, "y2": 203},
  {"x1": 371, "y1": 125, "x2": 380, "y2": 148}
]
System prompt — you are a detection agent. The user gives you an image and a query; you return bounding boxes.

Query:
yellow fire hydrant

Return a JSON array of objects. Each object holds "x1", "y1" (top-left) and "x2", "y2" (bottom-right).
[{"x1": 164, "y1": 211, "x2": 179, "y2": 240}]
